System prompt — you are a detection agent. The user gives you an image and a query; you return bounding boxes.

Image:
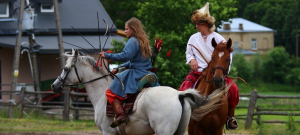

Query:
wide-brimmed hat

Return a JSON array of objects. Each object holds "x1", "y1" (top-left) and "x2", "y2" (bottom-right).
[{"x1": 191, "y1": 2, "x2": 216, "y2": 31}]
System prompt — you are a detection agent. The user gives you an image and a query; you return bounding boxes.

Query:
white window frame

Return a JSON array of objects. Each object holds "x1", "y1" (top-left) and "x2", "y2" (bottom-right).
[
  {"x1": 252, "y1": 38, "x2": 257, "y2": 50},
  {"x1": 41, "y1": 4, "x2": 54, "y2": 13},
  {"x1": 0, "y1": 2, "x2": 9, "y2": 18}
]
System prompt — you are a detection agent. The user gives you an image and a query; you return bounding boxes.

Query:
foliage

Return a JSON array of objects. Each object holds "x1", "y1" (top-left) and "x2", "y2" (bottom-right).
[
  {"x1": 256, "y1": 123, "x2": 266, "y2": 135},
  {"x1": 135, "y1": 0, "x2": 238, "y2": 88},
  {"x1": 232, "y1": 54, "x2": 253, "y2": 82},
  {"x1": 286, "y1": 115, "x2": 297, "y2": 135},
  {"x1": 100, "y1": 0, "x2": 142, "y2": 29},
  {"x1": 110, "y1": 39, "x2": 127, "y2": 65},
  {"x1": 239, "y1": 0, "x2": 300, "y2": 56},
  {"x1": 285, "y1": 68, "x2": 300, "y2": 85},
  {"x1": 248, "y1": 55, "x2": 265, "y2": 80},
  {"x1": 102, "y1": 0, "x2": 238, "y2": 88},
  {"x1": 261, "y1": 46, "x2": 291, "y2": 83}
]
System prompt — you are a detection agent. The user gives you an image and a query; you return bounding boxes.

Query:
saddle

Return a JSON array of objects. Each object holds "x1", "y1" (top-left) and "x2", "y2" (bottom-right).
[{"x1": 106, "y1": 74, "x2": 157, "y2": 117}]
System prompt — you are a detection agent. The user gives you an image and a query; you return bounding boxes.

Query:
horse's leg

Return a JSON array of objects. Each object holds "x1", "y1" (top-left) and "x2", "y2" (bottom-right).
[
  {"x1": 188, "y1": 119, "x2": 195, "y2": 135},
  {"x1": 143, "y1": 88, "x2": 182, "y2": 135},
  {"x1": 150, "y1": 106, "x2": 182, "y2": 135}
]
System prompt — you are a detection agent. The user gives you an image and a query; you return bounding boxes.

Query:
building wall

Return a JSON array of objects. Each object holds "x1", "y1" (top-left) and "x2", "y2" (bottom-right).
[
  {"x1": 220, "y1": 32, "x2": 274, "y2": 54},
  {"x1": 0, "y1": 47, "x2": 104, "y2": 100},
  {"x1": 0, "y1": 47, "x2": 62, "y2": 100}
]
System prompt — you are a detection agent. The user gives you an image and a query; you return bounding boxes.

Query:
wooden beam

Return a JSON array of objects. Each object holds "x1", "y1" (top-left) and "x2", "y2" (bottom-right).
[
  {"x1": 53, "y1": 0, "x2": 65, "y2": 69},
  {"x1": 10, "y1": 0, "x2": 25, "y2": 118}
]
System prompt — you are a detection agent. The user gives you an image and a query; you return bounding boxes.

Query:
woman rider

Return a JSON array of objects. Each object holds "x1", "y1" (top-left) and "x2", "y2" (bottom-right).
[{"x1": 100, "y1": 17, "x2": 159, "y2": 128}]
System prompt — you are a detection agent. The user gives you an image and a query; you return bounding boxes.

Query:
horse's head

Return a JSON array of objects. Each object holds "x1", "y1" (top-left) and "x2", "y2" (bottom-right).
[
  {"x1": 210, "y1": 38, "x2": 233, "y2": 88},
  {"x1": 51, "y1": 49, "x2": 83, "y2": 93}
]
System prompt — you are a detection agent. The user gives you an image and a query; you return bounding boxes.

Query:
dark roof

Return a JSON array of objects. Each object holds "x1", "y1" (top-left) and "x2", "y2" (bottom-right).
[
  {"x1": 0, "y1": 0, "x2": 124, "y2": 54},
  {"x1": 0, "y1": 0, "x2": 116, "y2": 34},
  {"x1": 0, "y1": 34, "x2": 124, "y2": 54}
]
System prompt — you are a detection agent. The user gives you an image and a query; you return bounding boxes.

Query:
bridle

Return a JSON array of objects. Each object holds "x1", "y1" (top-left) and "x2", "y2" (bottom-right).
[
  {"x1": 205, "y1": 57, "x2": 231, "y2": 83},
  {"x1": 56, "y1": 59, "x2": 110, "y2": 89}
]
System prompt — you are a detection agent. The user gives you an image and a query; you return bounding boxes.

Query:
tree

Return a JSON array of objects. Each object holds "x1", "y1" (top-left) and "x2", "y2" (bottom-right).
[
  {"x1": 241, "y1": 0, "x2": 300, "y2": 56},
  {"x1": 100, "y1": 0, "x2": 143, "y2": 29},
  {"x1": 232, "y1": 54, "x2": 253, "y2": 82},
  {"x1": 261, "y1": 47, "x2": 291, "y2": 83},
  {"x1": 103, "y1": 0, "x2": 238, "y2": 88},
  {"x1": 136, "y1": 0, "x2": 237, "y2": 88}
]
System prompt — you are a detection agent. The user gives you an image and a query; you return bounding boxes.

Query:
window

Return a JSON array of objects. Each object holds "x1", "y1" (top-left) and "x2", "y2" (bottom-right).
[
  {"x1": 252, "y1": 39, "x2": 257, "y2": 50},
  {"x1": 0, "y1": 2, "x2": 9, "y2": 17},
  {"x1": 234, "y1": 42, "x2": 238, "y2": 48},
  {"x1": 41, "y1": 4, "x2": 54, "y2": 13}
]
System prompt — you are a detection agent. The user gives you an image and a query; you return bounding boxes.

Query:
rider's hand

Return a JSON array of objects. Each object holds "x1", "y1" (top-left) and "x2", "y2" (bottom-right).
[
  {"x1": 111, "y1": 68, "x2": 118, "y2": 74},
  {"x1": 99, "y1": 51, "x2": 105, "y2": 59},
  {"x1": 190, "y1": 59, "x2": 199, "y2": 71}
]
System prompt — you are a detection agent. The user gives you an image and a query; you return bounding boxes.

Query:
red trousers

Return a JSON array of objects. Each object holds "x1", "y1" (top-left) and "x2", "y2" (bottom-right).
[
  {"x1": 106, "y1": 88, "x2": 125, "y2": 104},
  {"x1": 179, "y1": 71, "x2": 239, "y2": 108}
]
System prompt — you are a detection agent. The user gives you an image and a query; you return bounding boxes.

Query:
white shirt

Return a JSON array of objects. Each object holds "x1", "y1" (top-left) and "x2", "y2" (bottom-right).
[{"x1": 186, "y1": 32, "x2": 233, "y2": 73}]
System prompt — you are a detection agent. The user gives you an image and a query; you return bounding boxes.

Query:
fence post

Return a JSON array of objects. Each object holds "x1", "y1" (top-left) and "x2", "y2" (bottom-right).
[
  {"x1": 245, "y1": 89, "x2": 258, "y2": 129},
  {"x1": 63, "y1": 88, "x2": 70, "y2": 121},
  {"x1": 256, "y1": 106, "x2": 261, "y2": 125},
  {"x1": 18, "y1": 87, "x2": 26, "y2": 118}
]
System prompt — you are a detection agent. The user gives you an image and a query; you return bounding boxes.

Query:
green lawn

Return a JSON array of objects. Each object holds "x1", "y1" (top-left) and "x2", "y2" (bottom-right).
[{"x1": 0, "y1": 118, "x2": 98, "y2": 133}]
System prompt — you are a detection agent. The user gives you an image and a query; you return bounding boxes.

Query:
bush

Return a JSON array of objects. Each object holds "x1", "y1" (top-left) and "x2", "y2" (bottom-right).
[
  {"x1": 232, "y1": 54, "x2": 253, "y2": 82},
  {"x1": 261, "y1": 47, "x2": 291, "y2": 83},
  {"x1": 285, "y1": 68, "x2": 300, "y2": 85},
  {"x1": 249, "y1": 55, "x2": 265, "y2": 80}
]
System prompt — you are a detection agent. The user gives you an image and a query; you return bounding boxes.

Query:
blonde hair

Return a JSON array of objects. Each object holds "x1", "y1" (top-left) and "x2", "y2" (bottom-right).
[{"x1": 126, "y1": 17, "x2": 152, "y2": 58}]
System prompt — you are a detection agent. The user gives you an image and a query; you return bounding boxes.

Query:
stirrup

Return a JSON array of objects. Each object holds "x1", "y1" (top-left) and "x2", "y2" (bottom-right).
[
  {"x1": 226, "y1": 117, "x2": 238, "y2": 130},
  {"x1": 110, "y1": 117, "x2": 127, "y2": 128}
]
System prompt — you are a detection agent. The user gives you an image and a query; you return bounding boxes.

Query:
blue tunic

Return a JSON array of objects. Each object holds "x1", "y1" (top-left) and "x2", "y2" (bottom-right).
[{"x1": 104, "y1": 37, "x2": 159, "y2": 97}]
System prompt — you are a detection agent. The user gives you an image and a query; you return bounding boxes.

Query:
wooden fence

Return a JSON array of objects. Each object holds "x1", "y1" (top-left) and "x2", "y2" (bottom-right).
[
  {"x1": 1, "y1": 88, "x2": 300, "y2": 126},
  {"x1": 0, "y1": 86, "x2": 94, "y2": 121},
  {"x1": 241, "y1": 90, "x2": 300, "y2": 129}
]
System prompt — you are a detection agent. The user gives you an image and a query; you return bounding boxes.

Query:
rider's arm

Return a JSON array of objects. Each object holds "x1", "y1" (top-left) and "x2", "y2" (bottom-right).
[
  {"x1": 104, "y1": 37, "x2": 139, "y2": 62},
  {"x1": 186, "y1": 37, "x2": 196, "y2": 64},
  {"x1": 117, "y1": 61, "x2": 130, "y2": 69}
]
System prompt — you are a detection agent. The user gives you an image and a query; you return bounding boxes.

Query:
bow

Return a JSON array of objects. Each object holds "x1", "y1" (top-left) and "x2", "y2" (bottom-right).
[{"x1": 100, "y1": 20, "x2": 124, "y2": 90}]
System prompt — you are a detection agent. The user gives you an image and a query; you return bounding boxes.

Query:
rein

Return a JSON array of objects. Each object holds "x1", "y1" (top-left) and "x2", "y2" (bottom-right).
[
  {"x1": 57, "y1": 62, "x2": 110, "y2": 88},
  {"x1": 189, "y1": 44, "x2": 229, "y2": 84}
]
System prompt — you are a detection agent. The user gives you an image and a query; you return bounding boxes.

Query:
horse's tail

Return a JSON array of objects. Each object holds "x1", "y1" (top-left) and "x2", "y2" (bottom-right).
[
  {"x1": 174, "y1": 89, "x2": 196, "y2": 135},
  {"x1": 189, "y1": 86, "x2": 230, "y2": 121}
]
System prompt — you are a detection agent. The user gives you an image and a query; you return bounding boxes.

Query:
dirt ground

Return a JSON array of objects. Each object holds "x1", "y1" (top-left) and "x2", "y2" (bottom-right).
[
  {"x1": 0, "y1": 131, "x2": 102, "y2": 135},
  {"x1": 0, "y1": 131, "x2": 193, "y2": 135}
]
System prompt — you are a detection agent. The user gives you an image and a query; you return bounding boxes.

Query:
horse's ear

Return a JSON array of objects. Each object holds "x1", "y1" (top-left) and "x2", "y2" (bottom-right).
[
  {"x1": 74, "y1": 49, "x2": 78, "y2": 58},
  {"x1": 212, "y1": 38, "x2": 217, "y2": 48},
  {"x1": 227, "y1": 38, "x2": 232, "y2": 49}
]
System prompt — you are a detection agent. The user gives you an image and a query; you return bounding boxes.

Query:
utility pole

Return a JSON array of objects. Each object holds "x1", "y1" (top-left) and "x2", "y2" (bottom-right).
[
  {"x1": 10, "y1": 0, "x2": 25, "y2": 118},
  {"x1": 53, "y1": 0, "x2": 65, "y2": 69}
]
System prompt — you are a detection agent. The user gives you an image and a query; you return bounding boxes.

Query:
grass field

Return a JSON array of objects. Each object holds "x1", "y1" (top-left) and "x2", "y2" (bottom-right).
[{"x1": 0, "y1": 81, "x2": 299, "y2": 134}]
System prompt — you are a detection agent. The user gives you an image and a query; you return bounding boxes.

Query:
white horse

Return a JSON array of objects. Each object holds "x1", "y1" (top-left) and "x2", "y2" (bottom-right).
[{"x1": 51, "y1": 49, "x2": 228, "y2": 135}]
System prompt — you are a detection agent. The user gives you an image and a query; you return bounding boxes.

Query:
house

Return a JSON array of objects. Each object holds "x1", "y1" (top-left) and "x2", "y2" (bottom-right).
[
  {"x1": 0, "y1": 0, "x2": 124, "y2": 100},
  {"x1": 217, "y1": 18, "x2": 275, "y2": 57}
]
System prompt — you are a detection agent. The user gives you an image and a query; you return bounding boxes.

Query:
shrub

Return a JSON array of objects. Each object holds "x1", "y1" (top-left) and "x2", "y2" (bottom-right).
[
  {"x1": 261, "y1": 47, "x2": 291, "y2": 83},
  {"x1": 232, "y1": 54, "x2": 253, "y2": 82}
]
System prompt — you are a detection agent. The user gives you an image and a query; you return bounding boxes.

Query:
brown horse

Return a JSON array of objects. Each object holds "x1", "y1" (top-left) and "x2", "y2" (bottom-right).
[{"x1": 188, "y1": 38, "x2": 233, "y2": 135}]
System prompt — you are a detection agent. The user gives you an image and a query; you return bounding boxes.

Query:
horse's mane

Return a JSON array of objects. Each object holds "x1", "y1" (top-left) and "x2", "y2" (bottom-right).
[{"x1": 64, "y1": 51, "x2": 106, "y2": 73}]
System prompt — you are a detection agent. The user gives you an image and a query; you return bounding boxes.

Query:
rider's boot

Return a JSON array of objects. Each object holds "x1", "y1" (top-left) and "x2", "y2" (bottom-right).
[
  {"x1": 226, "y1": 107, "x2": 238, "y2": 130},
  {"x1": 110, "y1": 99, "x2": 127, "y2": 128}
]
